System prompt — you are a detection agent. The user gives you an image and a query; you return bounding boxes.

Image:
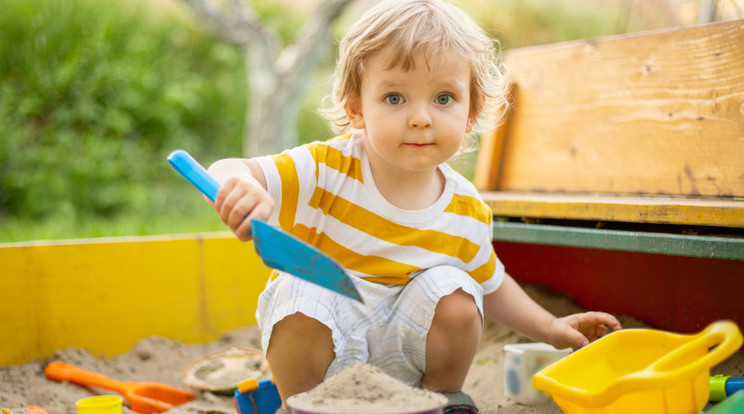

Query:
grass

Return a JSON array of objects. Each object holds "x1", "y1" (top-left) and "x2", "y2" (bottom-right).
[
  {"x1": 0, "y1": 186, "x2": 227, "y2": 243},
  {"x1": 0, "y1": 0, "x2": 245, "y2": 243}
]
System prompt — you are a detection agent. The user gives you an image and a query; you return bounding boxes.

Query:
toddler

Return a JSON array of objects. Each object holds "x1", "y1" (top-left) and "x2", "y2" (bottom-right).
[{"x1": 206, "y1": 0, "x2": 621, "y2": 412}]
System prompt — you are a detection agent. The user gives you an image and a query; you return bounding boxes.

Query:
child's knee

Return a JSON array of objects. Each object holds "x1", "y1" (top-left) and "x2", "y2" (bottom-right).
[
  {"x1": 273, "y1": 312, "x2": 332, "y2": 340},
  {"x1": 267, "y1": 313, "x2": 335, "y2": 364},
  {"x1": 433, "y1": 289, "x2": 480, "y2": 329}
]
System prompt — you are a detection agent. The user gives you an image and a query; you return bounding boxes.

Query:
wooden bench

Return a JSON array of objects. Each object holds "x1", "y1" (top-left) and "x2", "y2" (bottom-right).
[{"x1": 474, "y1": 19, "x2": 744, "y2": 332}]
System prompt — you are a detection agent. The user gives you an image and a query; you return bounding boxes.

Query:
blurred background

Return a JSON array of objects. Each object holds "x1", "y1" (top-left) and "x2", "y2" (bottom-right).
[{"x1": 1, "y1": 0, "x2": 741, "y2": 242}]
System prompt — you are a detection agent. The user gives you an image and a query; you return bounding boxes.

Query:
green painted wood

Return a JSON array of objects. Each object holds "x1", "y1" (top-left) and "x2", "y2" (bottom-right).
[{"x1": 492, "y1": 221, "x2": 744, "y2": 261}]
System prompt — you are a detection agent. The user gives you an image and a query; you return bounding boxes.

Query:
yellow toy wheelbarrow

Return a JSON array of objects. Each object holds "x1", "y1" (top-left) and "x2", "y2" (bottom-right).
[{"x1": 533, "y1": 320, "x2": 742, "y2": 414}]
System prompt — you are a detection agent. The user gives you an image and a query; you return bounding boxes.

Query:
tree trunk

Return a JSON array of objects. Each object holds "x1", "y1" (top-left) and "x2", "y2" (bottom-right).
[{"x1": 182, "y1": 0, "x2": 356, "y2": 157}]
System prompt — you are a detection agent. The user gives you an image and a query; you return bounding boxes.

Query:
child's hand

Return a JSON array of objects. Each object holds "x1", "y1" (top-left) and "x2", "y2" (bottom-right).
[
  {"x1": 213, "y1": 175, "x2": 274, "y2": 241},
  {"x1": 548, "y1": 312, "x2": 622, "y2": 349}
]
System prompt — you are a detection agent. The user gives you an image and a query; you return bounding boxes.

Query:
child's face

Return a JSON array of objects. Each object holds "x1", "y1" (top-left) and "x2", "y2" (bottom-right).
[{"x1": 345, "y1": 47, "x2": 474, "y2": 177}]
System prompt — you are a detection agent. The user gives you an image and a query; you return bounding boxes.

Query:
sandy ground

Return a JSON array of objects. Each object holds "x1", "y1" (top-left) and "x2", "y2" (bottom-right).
[{"x1": 1, "y1": 284, "x2": 742, "y2": 414}]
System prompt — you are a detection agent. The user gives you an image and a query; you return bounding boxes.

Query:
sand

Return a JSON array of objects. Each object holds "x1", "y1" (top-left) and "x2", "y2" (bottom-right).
[
  {"x1": 287, "y1": 363, "x2": 447, "y2": 413},
  {"x1": 1, "y1": 284, "x2": 743, "y2": 414}
]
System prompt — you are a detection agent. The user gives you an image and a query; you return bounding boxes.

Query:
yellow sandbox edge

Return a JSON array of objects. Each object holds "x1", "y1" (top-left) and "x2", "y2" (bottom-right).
[{"x1": 0, "y1": 233, "x2": 270, "y2": 366}]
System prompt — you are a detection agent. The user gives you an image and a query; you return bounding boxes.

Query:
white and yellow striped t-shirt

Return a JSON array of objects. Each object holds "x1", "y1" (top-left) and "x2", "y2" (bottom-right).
[{"x1": 254, "y1": 133, "x2": 504, "y2": 294}]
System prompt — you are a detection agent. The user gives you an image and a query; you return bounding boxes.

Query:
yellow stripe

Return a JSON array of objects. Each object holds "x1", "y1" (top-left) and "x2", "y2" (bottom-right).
[
  {"x1": 309, "y1": 140, "x2": 364, "y2": 183},
  {"x1": 269, "y1": 269, "x2": 280, "y2": 281},
  {"x1": 467, "y1": 252, "x2": 497, "y2": 284},
  {"x1": 308, "y1": 188, "x2": 481, "y2": 262},
  {"x1": 293, "y1": 224, "x2": 421, "y2": 281},
  {"x1": 274, "y1": 152, "x2": 299, "y2": 232},
  {"x1": 360, "y1": 275, "x2": 410, "y2": 285},
  {"x1": 445, "y1": 194, "x2": 492, "y2": 224}
]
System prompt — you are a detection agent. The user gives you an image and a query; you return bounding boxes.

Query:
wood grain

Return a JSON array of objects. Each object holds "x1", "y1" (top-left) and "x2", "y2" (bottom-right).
[
  {"x1": 481, "y1": 191, "x2": 744, "y2": 228},
  {"x1": 477, "y1": 19, "x2": 744, "y2": 197}
]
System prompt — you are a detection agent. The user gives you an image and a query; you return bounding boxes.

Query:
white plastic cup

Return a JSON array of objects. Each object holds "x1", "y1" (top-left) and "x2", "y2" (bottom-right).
[{"x1": 503, "y1": 343, "x2": 571, "y2": 405}]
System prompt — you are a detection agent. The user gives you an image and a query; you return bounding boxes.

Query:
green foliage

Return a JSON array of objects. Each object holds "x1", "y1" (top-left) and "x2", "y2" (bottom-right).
[
  {"x1": 253, "y1": 0, "x2": 309, "y2": 46},
  {"x1": 459, "y1": 0, "x2": 640, "y2": 49},
  {"x1": 476, "y1": 0, "x2": 622, "y2": 48},
  {"x1": 1, "y1": 0, "x2": 669, "y2": 242},
  {"x1": 0, "y1": 0, "x2": 246, "y2": 227},
  {"x1": 0, "y1": 181, "x2": 226, "y2": 242},
  {"x1": 296, "y1": 67, "x2": 336, "y2": 145}
]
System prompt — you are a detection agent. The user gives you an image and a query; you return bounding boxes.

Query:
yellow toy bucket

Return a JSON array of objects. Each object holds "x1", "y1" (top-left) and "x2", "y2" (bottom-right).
[{"x1": 533, "y1": 320, "x2": 743, "y2": 414}]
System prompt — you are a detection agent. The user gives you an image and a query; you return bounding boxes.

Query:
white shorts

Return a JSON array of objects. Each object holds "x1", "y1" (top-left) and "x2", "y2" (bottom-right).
[{"x1": 256, "y1": 265, "x2": 484, "y2": 386}]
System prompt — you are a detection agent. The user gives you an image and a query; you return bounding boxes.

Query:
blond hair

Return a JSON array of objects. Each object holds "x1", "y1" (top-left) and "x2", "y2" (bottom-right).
[{"x1": 321, "y1": 0, "x2": 509, "y2": 137}]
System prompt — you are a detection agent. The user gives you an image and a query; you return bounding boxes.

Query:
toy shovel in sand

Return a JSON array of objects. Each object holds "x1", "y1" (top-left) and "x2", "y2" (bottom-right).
[
  {"x1": 167, "y1": 149, "x2": 363, "y2": 303},
  {"x1": 44, "y1": 362, "x2": 194, "y2": 414}
]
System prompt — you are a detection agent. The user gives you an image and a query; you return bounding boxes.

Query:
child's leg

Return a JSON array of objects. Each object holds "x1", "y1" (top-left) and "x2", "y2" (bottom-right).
[
  {"x1": 366, "y1": 265, "x2": 483, "y2": 388},
  {"x1": 256, "y1": 273, "x2": 374, "y2": 404},
  {"x1": 422, "y1": 288, "x2": 481, "y2": 392},
  {"x1": 266, "y1": 312, "x2": 335, "y2": 402}
]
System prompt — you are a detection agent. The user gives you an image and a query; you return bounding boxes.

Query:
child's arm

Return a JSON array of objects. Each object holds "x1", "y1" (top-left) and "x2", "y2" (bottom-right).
[
  {"x1": 483, "y1": 273, "x2": 621, "y2": 349},
  {"x1": 206, "y1": 158, "x2": 274, "y2": 241}
]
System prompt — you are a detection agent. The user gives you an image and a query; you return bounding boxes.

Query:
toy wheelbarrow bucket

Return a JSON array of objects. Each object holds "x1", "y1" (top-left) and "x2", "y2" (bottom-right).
[
  {"x1": 45, "y1": 362, "x2": 195, "y2": 414},
  {"x1": 533, "y1": 320, "x2": 743, "y2": 414}
]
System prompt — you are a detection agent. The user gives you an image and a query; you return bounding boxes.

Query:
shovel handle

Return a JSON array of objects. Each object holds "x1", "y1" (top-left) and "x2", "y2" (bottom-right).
[
  {"x1": 45, "y1": 361, "x2": 124, "y2": 393},
  {"x1": 167, "y1": 149, "x2": 265, "y2": 237},
  {"x1": 167, "y1": 149, "x2": 221, "y2": 202}
]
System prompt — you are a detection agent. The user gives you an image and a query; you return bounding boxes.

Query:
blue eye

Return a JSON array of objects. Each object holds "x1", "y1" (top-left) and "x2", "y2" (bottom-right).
[
  {"x1": 436, "y1": 94, "x2": 453, "y2": 105},
  {"x1": 385, "y1": 94, "x2": 403, "y2": 105}
]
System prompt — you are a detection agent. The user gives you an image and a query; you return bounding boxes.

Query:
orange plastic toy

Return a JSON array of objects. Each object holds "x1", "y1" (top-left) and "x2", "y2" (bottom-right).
[{"x1": 45, "y1": 362, "x2": 194, "y2": 414}]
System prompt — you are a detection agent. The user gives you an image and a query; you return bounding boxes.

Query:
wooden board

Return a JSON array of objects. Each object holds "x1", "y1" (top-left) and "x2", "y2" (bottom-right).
[
  {"x1": 477, "y1": 19, "x2": 744, "y2": 197},
  {"x1": 492, "y1": 221, "x2": 744, "y2": 260},
  {"x1": 0, "y1": 233, "x2": 270, "y2": 366},
  {"x1": 494, "y1": 241, "x2": 744, "y2": 333},
  {"x1": 474, "y1": 85, "x2": 514, "y2": 190},
  {"x1": 481, "y1": 191, "x2": 744, "y2": 228}
]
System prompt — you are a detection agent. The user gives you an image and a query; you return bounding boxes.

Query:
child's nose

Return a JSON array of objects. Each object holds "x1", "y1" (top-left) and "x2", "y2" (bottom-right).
[{"x1": 408, "y1": 105, "x2": 432, "y2": 129}]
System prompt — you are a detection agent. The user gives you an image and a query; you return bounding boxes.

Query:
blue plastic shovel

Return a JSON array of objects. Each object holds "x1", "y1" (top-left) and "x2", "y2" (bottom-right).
[{"x1": 167, "y1": 149, "x2": 363, "y2": 303}]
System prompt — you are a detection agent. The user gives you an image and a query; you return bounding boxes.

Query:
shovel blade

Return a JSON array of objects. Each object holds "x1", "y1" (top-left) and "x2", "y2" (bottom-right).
[
  {"x1": 167, "y1": 150, "x2": 363, "y2": 303},
  {"x1": 251, "y1": 219, "x2": 363, "y2": 303}
]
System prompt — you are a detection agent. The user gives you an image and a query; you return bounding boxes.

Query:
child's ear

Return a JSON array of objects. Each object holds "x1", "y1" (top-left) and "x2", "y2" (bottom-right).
[
  {"x1": 344, "y1": 94, "x2": 365, "y2": 130},
  {"x1": 465, "y1": 113, "x2": 475, "y2": 134},
  {"x1": 466, "y1": 94, "x2": 486, "y2": 133}
]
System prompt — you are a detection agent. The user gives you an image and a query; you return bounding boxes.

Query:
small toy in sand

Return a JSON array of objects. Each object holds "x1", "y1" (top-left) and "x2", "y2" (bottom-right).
[
  {"x1": 287, "y1": 363, "x2": 447, "y2": 414},
  {"x1": 183, "y1": 347, "x2": 269, "y2": 394}
]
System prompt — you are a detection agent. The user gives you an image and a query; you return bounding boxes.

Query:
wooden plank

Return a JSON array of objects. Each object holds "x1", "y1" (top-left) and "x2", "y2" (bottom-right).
[
  {"x1": 0, "y1": 233, "x2": 270, "y2": 366},
  {"x1": 481, "y1": 191, "x2": 744, "y2": 228},
  {"x1": 492, "y1": 221, "x2": 744, "y2": 260},
  {"x1": 490, "y1": 19, "x2": 744, "y2": 197},
  {"x1": 474, "y1": 128, "x2": 501, "y2": 190},
  {"x1": 474, "y1": 84, "x2": 514, "y2": 190},
  {"x1": 494, "y1": 241, "x2": 744, "y2": 333}
]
